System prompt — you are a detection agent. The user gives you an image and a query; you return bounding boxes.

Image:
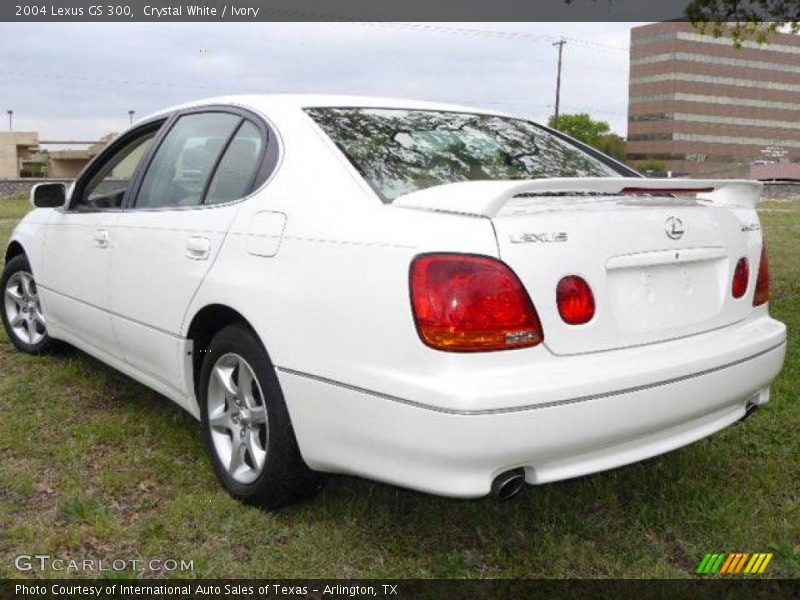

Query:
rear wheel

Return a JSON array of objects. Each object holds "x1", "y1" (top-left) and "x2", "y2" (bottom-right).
[
  {"x1": 1, "y1": 254, "x2": 54, "y2": 354},
  {"x1": 199, "y1": 323, "x2": 319, "y2": 509}
]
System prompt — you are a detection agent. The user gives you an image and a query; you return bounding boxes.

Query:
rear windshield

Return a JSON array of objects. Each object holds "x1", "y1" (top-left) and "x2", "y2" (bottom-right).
[{"x1": 306, "y1": 107, "x2": 621, "y2": 202}]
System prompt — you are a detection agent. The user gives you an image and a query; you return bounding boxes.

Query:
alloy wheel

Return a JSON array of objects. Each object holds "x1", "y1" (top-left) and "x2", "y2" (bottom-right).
[
  {"x1": 4, "y1": 271, "x2": 46, "y2": 346},
  {"x1": 207, "y1": 353, "x2": 269, "y2": 484}
]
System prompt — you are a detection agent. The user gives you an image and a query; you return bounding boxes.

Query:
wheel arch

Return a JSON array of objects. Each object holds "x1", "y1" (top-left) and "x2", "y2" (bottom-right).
[
  {"x1": 186, "y1": 304, "x2": 257, "y2": 395},
  {"x1": 4, "y1": 241, "x2": 26, "y2": 265}
]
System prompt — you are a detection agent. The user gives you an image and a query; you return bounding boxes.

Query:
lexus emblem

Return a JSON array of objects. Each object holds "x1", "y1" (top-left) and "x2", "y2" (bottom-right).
[{"x1": 665, "y1": 216, "x2": 685, "y2": 240}]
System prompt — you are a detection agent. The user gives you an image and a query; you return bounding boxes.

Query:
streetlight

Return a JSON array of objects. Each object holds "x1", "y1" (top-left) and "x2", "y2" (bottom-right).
[
  {"x1": 128, "y1": 110, "x2": 135, "y2": 125},
  {"x1": 7, "y1": 110, "x2": 13, "y2": 131}
]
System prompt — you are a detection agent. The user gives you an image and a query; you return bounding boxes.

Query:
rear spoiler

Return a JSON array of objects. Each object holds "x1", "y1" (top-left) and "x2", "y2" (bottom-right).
[{"x1": 392, "y1": 177, "x2": 764, "y2": 218}]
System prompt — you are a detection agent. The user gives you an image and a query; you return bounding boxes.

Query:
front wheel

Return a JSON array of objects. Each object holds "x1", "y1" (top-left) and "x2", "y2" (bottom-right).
[
  {"x1": 199, "y1": 323, "x2": 319, "y2": 509},
  {"x1": 1, "y1": 254, "x2": 55, "y2": 354}
]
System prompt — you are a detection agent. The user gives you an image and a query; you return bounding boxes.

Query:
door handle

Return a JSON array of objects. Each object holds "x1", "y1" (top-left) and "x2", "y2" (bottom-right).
[
  {"x1": 185, "y1": 236, "x2": 211, "y2": 260},
  {"x1": 93, "y1": 229, "x2": 109, "y2": 248}
]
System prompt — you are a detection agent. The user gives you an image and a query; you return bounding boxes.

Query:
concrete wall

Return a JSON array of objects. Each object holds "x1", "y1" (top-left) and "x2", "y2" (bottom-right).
[
  {"x1": 49, "y1": 158, "x2": 89, "y2": 178},
  {"x1": 0, "y1": 132, "x2": 39, "y2": 178},
  {"x1": 764, "y1": 182, "x2": 800, "y2": 201},
  {"x1": 751, "y1": 163, "x2": 800, "y2": 181},
  {"x1": 0, "y1": 178, "x2": 73, "y2": 199}
]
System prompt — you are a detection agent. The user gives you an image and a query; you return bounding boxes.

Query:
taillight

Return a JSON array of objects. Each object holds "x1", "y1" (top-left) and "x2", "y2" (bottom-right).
[
  {"x1": 556, "y1": 276, "x2": 595, "y2": 325},
  {"x1": 732, "y1": 257, "x2": 749, "y2": 299},
  {"x1": 409, "y1": 254, "x2": 543, "y2": 352},
  {"x1": 754, "y1": 242, "x2": 770, "y2": 306}
]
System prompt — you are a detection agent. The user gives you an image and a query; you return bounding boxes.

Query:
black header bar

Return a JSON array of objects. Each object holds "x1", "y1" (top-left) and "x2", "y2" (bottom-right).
[
  {"x1": 0, "y1": 0, "x2": 791, "y2": 22},
  {"x1": 2, "y1": 579, "x2": 800, "y2": 600}
]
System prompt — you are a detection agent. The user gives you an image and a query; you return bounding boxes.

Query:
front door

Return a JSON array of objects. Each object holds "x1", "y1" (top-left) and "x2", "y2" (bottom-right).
[{"x1": 39, "y1": 125, "x2": 161, "y2": 355}]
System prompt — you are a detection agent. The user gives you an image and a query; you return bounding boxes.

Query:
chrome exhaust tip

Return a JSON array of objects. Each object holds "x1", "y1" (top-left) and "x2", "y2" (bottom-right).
[
  {"x1": 740, "y1": 402, "x2": 759, "y2": 422},
  {"x1": 491, "y1": 468, "x2": 526, "y2": 500}
]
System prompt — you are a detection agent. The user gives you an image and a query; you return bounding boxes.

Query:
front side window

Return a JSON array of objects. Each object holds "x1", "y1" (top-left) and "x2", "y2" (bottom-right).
[
  {"x1": 135, "y1": 112, "x2": 242, "y2": 209},
  {"x1": 306, "y1": 108, "x2": 621, "y2": 202},
  {"x1": 74, "y1": 130, "x2": 158, "y2": 210}
]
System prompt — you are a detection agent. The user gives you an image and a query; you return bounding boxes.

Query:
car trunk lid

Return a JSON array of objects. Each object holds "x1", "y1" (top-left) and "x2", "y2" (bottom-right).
[{"x1": 394, "y1": 178, "x2": 763, "y2": 355}]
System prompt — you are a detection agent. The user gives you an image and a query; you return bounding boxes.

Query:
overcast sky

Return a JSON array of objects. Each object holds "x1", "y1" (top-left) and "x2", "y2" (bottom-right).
[{"x1": 0, "y1": 22, "x2": 644, "y2": 144}]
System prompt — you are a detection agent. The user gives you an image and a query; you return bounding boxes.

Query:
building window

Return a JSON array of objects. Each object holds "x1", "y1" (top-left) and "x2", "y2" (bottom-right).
[
  {"x1": 629, "y1": 113, "x2": 673, "y2": 122},
  {"x1": 674, "y1": 133, "x2": 800, "y2": 148},
  {"x1": 631, "y1": 92, "x2": 800, "y2": 111},
  {"x1": 631, "y1": 52, "x2": 800, "y2": 75},
  {"x1": 631, "y1": 73, "x2": 800, "y2": 93},
  {"x1": 628, "y1": 133, "x2": 674, "y2": 141}
]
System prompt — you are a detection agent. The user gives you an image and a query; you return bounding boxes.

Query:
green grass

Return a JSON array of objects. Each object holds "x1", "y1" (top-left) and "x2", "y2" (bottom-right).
[
  {"x1": 0, "y1": 198, "x2": 798, "y2": 579},
  {"x1": 0, "y1": 195, "x2": 31, "y2": 220}
]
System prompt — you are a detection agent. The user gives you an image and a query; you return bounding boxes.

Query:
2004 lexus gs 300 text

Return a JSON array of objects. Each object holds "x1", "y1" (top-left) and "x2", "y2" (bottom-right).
[{"x1": 2, "y1": 95, "x2": 786, "y2": 508}]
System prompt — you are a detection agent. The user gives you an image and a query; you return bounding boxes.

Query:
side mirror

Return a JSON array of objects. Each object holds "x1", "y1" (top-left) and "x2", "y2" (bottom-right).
[{"x1": 31, "y1": 183, "x2": 67, "y2": 208}]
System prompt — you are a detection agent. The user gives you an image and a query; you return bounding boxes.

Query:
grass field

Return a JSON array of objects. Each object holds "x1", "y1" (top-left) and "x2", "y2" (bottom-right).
[{"x1": 0, "y1": 194, "x2": 797, "y2": 579}]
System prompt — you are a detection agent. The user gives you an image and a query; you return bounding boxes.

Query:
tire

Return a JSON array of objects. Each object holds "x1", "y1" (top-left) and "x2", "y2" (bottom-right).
[
  {"x1": 199, "y1": 323, "x2": 319, "y2": 509},
  {"x1": 1, "y1": 254, "x2": 55, "y2": 354}
]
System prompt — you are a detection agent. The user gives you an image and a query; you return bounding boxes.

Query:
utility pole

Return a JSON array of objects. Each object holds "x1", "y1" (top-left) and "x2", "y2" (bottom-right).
[
  {"x1": 7, "y1": 110, "x2": 13, "y2": 132},
  {"x1": 552, "y1": 39, "x2": 566, "y2": 130},
  {"x1": 128, "y1": 110, "x2": 135, "y2": 125}
]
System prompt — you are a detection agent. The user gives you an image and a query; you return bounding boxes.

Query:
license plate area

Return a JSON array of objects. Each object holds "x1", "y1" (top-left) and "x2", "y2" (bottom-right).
[{"x1": 607, "y1": 250, "x2": 726, "y2": 334}]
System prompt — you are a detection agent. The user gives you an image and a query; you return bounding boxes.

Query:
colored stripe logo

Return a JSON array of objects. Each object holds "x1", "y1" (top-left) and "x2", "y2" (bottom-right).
[{"x1": 696, "y1": 552, "x2": 773, "y2": 574}]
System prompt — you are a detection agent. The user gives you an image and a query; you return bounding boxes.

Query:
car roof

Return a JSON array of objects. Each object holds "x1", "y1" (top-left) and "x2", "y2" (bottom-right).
[{"x1": 142, "y1": 93, "x2": 515, "y2": 122}]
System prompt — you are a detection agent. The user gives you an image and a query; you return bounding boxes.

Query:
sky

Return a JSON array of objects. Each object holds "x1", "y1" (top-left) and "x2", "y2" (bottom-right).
[{"x1": 0, "y1": 22, "x2": 644, "y2": 144}]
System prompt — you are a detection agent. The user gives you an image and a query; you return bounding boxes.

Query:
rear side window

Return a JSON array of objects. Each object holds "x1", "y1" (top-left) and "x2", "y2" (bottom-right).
[
  {"x1": 306, "y1": 108, "x2": 620, "y2": 202},
  {"x1": 205, "y1": 120, "x2": 264, "y2": 205},
  {"x1": 135, "y1": 112, "x2": 241, "y2": 209}
]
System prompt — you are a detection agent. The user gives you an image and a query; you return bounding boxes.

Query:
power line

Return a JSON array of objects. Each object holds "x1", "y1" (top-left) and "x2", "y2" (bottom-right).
[
  {"x1": 354, "y1": 22, "x2": 630, "y2": 54},
  {"x1": 210, "y1": 11, "x2": 632, "y2": 54},
  {"x1": 231, "y1": 4, "x2": 631, "y2": 53},
  {"x1": 251, "y1": 15, "x2": 632, "y2": 53}
]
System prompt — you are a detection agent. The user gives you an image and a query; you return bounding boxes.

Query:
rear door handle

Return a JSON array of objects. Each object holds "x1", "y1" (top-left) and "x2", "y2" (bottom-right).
[
  {"x1": 93, "y1": 229, "x2": 109, "y2": 248},
  {"x1": 186, "y1": 236, "x2": 211, "y2": 260}
]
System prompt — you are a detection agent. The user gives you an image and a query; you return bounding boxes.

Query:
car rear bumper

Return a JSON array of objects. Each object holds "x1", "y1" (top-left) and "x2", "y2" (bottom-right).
[{"x1": 278, "y1": 314, "x2": 787, "y2": 497}]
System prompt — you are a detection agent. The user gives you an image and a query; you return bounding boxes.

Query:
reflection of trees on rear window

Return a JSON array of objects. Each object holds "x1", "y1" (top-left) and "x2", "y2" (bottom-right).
[{"x1": 306, "y1": 108, "x2": 619, "y2": 202}]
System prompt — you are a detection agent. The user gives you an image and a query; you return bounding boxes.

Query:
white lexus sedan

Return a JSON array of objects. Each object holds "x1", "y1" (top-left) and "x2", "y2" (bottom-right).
[{"x1": 2, "y1": 95, "x2": 787, "y2": 508}]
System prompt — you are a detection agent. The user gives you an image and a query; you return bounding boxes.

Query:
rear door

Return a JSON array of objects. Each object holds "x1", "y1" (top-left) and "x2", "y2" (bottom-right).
[{"x1": 108, "y1": 108, "x2": 269, "y2": 395}]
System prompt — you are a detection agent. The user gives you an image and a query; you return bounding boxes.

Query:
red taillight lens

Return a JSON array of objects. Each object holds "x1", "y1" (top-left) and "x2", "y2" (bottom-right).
[
  {"x1": 556, "y1": 276, "x2": 595, "y2": 325},
  {"x1": 409, "y1": 254, "x2": 543, "y2": 352},
  {"x1": 732, "y1": 257, "x2": 750, "y2": 299},
  {"x1": 754, "y1": 242, "x2": 770, "y2": 306}
]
